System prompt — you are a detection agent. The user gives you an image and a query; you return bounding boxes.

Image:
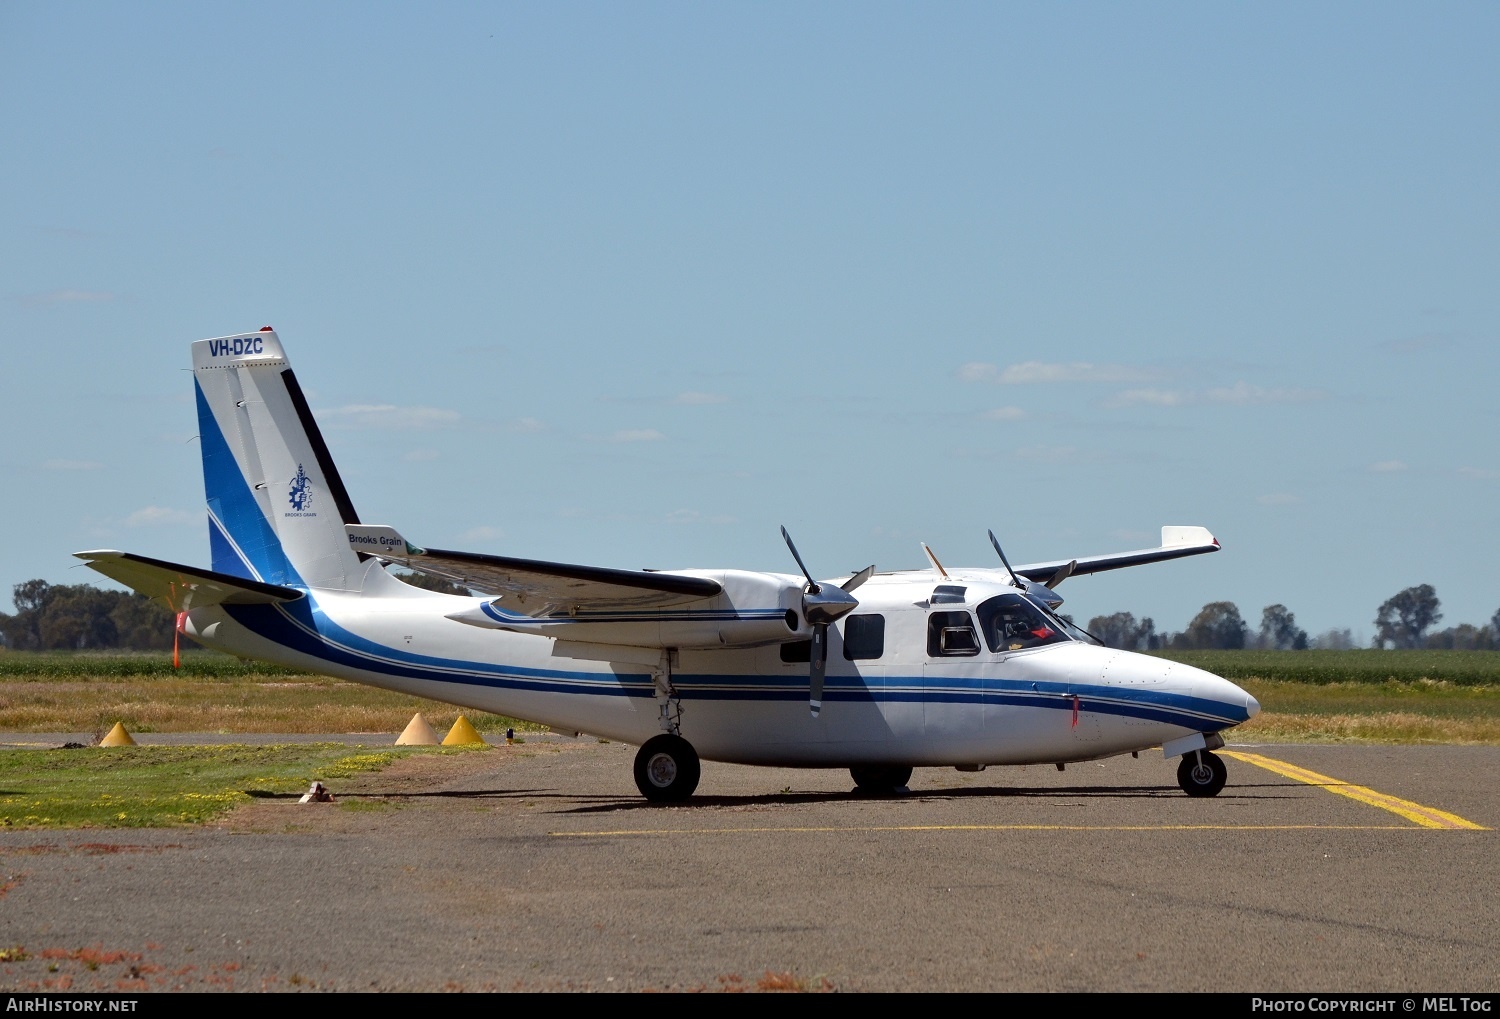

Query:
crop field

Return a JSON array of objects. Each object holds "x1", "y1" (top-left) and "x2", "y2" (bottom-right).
[
  {"x1": 0, "y1": 650, "x2": 528, "y2": 735},
  {"x1": 1153, "y1": 649, "x2": 1500, "y2": 685},
  {"x1": 0, "y1": 648, "x2": 1496, "y2": 745}
]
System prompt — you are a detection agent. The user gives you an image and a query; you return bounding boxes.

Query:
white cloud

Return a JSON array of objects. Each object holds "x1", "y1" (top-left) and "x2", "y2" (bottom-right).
[
  {"x1": 1459, "y1": 467, "x2": 1500, "y2": 480},
  {"x1": 461, "y1": 525, "x2": 504, "y2": 542},
  {"x1": 1382, "y1": 332, "x2": 1453, "y2": 354},
  {"x1": 1257, "y1": 493, "x2": 1302, "y2": 506},
  {"x1": 317, "y1": 404, "x2": 460, "y2": 429},
  {"x1": 1108, "y1": 388, "x2": 1189, "y2": 408},
  {"x1": 126, "y1": 506, "x2": 194, "y2": 527},
  {"x1": 1368, "y1": 460, "x2": 1408, "y2": 473},
  {"x1": 402, "y1": 449, "x2": 440, "y2": 462},
  {"x1": 980, "y1": 406, "x2": 1026, "y2": 421},
  {"x1": 674, "y1": 391, "x2": 729, "y2": 406},
  {"x1": 510, "y1": 417, "x2": 546, "y2": 433},
  {"x1": 1106, "y1": 381, "x2": 1325, "y2": 409},
  {"x1": 43, "y1": 459, "x2": 103, "y2": 471},
  {"x1": 959, "y1": 361, "x2": 1159, "y2": 385},
  {"x1": 610, "y1": 429, "x2": 665, "y2": 443},
  {"x1": 1202, "y1": 382, "x2": 1325, "y2": 405},
  {"x1": 19, "y1": 289, "x2": 116, "y2": 308}
]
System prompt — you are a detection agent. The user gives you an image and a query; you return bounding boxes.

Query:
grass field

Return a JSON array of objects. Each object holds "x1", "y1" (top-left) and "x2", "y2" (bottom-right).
[
  {"x1": 1, "y1": 648, "x2": 1497, "y2": 745},
  {"x1": 1152, "y1": 649, "x2": 1500, "y2": 685},
  {"x1": 0, "y1": 744, "x2": 487, "y2": 829},
  {"x1": 0, "y1": 650, "x2": 529, "y2": 735}
]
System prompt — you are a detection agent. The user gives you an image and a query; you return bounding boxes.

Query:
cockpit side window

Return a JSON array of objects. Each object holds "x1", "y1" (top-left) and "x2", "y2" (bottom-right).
[
  {"x1": 976, "y1": 594, "x2": 1072, "y2": 653},
  {"x1": 927, "y1": 610, "x2": 980, "y2": 657}
]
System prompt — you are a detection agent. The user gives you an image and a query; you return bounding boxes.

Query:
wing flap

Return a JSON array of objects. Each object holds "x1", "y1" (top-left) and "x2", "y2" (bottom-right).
[{"x1": 74, "y1": 550, "x2": 304, "y2": 612}]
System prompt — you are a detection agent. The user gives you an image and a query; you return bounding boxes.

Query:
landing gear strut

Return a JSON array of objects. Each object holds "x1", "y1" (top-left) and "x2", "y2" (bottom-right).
[
  {"x1": 850, "y1": 764, "x2": 913, "y2": 794},
  {"x1": 1177, "y1": 749, "x2": 1227, "y2": 797},
  {"x1": 634, "y1": 734, "x2": 701, "y2": 802}
]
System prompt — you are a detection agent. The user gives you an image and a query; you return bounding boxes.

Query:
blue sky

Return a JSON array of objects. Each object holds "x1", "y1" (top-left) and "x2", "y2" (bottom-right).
[{"x1": 3, "y1": 2, "x2": 1497, "y2": 641}]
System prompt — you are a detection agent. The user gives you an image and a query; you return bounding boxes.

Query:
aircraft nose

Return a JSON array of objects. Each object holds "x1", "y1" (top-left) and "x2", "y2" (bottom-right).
[{"x1": 1173, "y1": 660, "x2": 1258, "y2": 726}]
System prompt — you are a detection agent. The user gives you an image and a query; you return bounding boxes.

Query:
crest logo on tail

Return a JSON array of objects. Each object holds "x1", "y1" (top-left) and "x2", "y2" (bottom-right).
[{"x1": 287, "y1": 464, "x2": 315, "y2": 515}]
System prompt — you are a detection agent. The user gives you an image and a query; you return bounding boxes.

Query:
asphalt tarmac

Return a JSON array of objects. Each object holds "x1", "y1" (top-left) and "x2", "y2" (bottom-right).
[{"x1": 0, "y1": 736, "x2": 1494, "y2": 992}]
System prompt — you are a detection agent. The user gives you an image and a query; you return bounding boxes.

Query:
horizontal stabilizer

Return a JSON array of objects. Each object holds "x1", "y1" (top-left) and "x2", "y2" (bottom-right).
[{"x1": 73, "y1": 550, "x2": 304, "y2": 612}]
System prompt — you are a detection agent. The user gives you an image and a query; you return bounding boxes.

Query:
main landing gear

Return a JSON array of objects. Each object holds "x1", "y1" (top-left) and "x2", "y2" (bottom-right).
[
  {"x1": 1177, "y1": 749, "x2": 1228, "y2": 797},
  {"x1": 634, "y1": 734, "x2": 701, "y2": 802},
  {"x1": 850, "y1": 764, "x2": 913, "y2": 794}
]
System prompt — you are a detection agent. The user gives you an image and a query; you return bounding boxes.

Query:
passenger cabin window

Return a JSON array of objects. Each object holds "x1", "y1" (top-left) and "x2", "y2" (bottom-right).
[
  {"x1": 927, "y1": 610, "x2": 980, "y2": 657},
  {"x1": 842, "y1": 614, "x2": 885, "y2": 660},
  {"x1": 976, "y1": 593, "x2": 1072, "y2": 653}
]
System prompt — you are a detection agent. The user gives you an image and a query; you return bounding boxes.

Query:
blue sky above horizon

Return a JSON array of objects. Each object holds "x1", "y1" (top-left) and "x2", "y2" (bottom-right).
[{"x1": 3, "y1": 2, "x2": 1497, "y2": 641}]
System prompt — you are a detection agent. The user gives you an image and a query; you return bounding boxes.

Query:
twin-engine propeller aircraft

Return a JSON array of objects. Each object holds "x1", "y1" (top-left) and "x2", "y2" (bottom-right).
[{"x1": 77, "y1": 329, "x2": 1259, "y2": 801}]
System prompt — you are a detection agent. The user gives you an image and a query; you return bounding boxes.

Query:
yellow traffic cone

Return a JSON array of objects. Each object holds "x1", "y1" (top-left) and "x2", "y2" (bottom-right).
[
  {"x1": 395, "y1": 712, "x2": 440, "y2": 746},
  {"x1": 99, "y1": 722, "x2": 136, "y2": 747},
  {"x1": 442, "y1": 715, "x2": 485, "y2": 746}
]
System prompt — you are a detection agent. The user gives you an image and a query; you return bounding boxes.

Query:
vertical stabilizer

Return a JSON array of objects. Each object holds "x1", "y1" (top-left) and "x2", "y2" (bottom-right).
[{"x1": 193, "y1": 329, "x2": 365, "y2": 591}]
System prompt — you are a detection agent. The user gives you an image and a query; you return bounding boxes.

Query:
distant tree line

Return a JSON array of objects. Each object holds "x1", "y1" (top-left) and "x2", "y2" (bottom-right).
[
  {"x1": 0, "y1": 571, "x2": 471, "y2": 651},
  {"x1": 0, "y1": 580, "x2": 176, "y2": 651},
  {"x1": 1087, "y1": 585, "x2": 1500, "y2": 651},
  {"x1": 1, "y1": 576, "x2": 1495, "y2": 653}
]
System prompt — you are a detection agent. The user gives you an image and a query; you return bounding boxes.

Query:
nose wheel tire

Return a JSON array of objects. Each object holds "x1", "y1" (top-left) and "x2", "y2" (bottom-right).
[
  {"x1": 850, "y1": 764, "x2": 913, "y2": 794},
  {"x1": 1177, "y1": 749, "x2": 1228, "y2": 797},
  {"x1": 634, "y1": 734, "x2": 701, "y2": 802}
]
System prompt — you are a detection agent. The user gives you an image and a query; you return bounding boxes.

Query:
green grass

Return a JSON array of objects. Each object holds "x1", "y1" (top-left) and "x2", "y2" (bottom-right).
[
  {"x1": 1233, "y1": 678, "x2": 1500, "y2": 744},
  {"x1": 0, "y1": 743, "x2": 478, "y2": 829},
  {"x1": 0, "y1": 649, "x2": 300, "y2": 679},
  {"x1": 0, "y1": 649, "x2": 534, "y2": 734},
  {"x1": 1152, "y1": 649, "x2": 1500, "y2": 685}
]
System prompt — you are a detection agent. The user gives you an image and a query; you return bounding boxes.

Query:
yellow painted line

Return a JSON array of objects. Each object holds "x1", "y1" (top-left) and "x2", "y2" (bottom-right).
[
  {"x1": 1223, "y1": 750, "x2": 1489, "y2": 830},
  {"x1": 551, "y1": 824, "x2": 1411, "y2": 838}
]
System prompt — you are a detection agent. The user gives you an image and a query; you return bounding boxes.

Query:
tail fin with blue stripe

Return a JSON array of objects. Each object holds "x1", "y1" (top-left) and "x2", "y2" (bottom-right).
[{"x1": 193, "y1": 329, "x2": 366, "y2": 592}]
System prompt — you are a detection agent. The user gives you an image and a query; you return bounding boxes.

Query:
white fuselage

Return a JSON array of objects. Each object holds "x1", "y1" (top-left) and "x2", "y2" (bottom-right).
[{"x1": 183, "y1": 562, "x2": 1257, "y2": 769}]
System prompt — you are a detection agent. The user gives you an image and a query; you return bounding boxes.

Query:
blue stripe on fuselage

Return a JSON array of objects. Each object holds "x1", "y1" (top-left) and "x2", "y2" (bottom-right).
[{"x1": 221, "y1": 598, "x2": 1248, "y2": 730}]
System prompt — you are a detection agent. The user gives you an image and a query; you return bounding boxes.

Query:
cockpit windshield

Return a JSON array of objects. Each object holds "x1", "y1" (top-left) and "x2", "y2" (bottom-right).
[{"x1": 976, "y1": 593, "x2": 1074, "y2": 653}]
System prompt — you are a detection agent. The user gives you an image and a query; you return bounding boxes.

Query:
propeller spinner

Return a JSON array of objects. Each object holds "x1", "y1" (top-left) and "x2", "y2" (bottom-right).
[{"x1": 781, "y1": 526, "x2": 867, "y2": 718}]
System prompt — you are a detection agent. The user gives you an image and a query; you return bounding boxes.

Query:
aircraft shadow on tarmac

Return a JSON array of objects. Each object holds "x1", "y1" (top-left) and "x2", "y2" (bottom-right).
[{"x1": 242, "y1": 781, "x2": 1298, "y2": 813}]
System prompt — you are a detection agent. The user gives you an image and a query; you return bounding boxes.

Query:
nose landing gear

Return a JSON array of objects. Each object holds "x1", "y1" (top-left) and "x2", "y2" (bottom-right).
[
  {"x1": 1177, "y1": 749, "x2": 1228, "y2": 797},
  {"x1": 850, "y1": 764, "x2": 913, "y2": 794}
]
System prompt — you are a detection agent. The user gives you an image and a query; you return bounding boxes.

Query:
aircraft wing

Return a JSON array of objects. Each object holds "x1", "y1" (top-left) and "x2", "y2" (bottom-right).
[
  {"x1": 1013, "y1": 526, "x2": 1220, "y2": 586},
  {"x1": 74, "y1": 550, "x2": 304, "y2": 611},
  {"x1": 347, "y1": 525, "x2": 722, "y2": 614}
]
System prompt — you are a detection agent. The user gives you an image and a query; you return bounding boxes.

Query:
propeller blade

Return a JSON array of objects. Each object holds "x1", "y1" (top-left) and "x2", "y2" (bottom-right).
[
  {"x1": 809, "y1": 623, "x2": 828, "y2": 718},
  {"x1": 987, "y1": 529, "x2": 1024, "y2": 589},
  {"x1": 1045, "y1": 559, "x2": 1078, "y2": 590},
  {"x1": 780, "y1": 525, "x2": 819, "y2": 593},
  {"x1": 778, "y1": 527, "x2": 862, "y2": 717}
]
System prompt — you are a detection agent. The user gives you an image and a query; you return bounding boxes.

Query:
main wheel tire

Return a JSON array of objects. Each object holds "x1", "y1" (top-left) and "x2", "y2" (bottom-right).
[
  {"x1": 1177, "y1": 750, "x2": 1228, "y2": 798},
  {"x1": 634, "y1": 734, "x2": 701, "y2": 802},
  {"x1": 850, "y1": 764, "x2": 913, "y2": 794}
]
